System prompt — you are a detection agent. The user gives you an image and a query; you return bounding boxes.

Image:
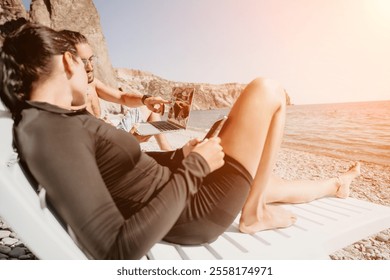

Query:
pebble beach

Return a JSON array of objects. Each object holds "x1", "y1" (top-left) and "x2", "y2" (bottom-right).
[{"x1": 0, "y1": 128, "x2": 389, "y2": 260}]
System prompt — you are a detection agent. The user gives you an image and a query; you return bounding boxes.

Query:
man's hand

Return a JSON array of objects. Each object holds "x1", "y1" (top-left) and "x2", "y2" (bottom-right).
[{"x1": 144, "y1": 96, "x2": 171, "y2": 114}]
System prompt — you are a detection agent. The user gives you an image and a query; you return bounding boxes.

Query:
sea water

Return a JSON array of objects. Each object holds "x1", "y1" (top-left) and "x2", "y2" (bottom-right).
[{"x1": 187, "y1": 100, "x2": 390, "y2": 166}]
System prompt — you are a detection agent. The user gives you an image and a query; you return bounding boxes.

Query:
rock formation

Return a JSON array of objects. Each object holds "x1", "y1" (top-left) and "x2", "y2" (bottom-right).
[
  {"x1": 116, "y1": 68, "x2": 247, "y2": 111},
  {"x1": 1, "y1": 0, "x2": 292, "y2": 111},
  {"x1": 0, "y1": 0, "x2": 28, "y2": 42},
  {"x1": 116, "y1": 68, "x2": 291, "y2": 110},
  {"x1": 0, "y1": 0, "x2": 116, "y2": 88},
  {"x1": 0, "y1": 0, "x2": 27, "y2": 24},
  {"x1": 28, "y1": 0, "x2": 117, "y2": 88}
]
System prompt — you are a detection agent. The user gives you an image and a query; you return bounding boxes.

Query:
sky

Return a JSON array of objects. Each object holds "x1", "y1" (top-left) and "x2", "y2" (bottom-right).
[{"x1": 22, "y1": 0, "x2": 390, "y2": 104}]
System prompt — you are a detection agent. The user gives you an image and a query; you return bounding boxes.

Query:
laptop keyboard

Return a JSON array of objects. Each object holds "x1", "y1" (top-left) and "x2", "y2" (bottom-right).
[{"x1": 150, "y1": 121, "x2": 181, "y2": 132}]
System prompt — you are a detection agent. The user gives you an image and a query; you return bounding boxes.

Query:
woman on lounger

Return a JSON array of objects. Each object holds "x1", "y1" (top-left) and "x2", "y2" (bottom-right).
[{"x1": 0, "y1": 23, "x2": 360, "y2": 259}]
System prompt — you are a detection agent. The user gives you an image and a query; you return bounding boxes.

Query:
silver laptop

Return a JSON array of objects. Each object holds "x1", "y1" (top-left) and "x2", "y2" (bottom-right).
[{"x1": 135, "y1": 87, "x2": 195, "y2": 136}]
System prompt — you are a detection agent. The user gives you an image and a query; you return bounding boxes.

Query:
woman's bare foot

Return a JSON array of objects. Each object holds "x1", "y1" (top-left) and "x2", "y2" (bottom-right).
[
  {"x1": 336, "y1": 162, "x2": 361, "y2": 198},
  {"x1": 239, "y1": 205, "x2": 297, "y2": 234}
]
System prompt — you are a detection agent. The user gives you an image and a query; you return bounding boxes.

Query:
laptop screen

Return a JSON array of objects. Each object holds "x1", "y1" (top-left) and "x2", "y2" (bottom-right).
[{"x1": 167, "y1": 87, "x2": 195, "y2": 128}]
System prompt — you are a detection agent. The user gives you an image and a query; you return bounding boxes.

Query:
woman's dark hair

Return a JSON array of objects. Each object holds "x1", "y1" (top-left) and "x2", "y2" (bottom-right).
[
  {"x1": 59, "y1": 29, "x2": 89, "y2": 45},
  {"x1": 0, "y1": 22, "x2": 78, "y2": 119}
]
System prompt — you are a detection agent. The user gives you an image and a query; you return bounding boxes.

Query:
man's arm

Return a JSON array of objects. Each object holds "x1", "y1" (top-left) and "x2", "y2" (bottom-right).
[
  {"x1": 94, "y1": 78, "x2": 143, "y2": 107},
  {"x1": 94, "y1": 78, "x2": 170, "y2": 114},
  {"x1": 87, "y1": 89, "x2": 102, "y2": 118}
]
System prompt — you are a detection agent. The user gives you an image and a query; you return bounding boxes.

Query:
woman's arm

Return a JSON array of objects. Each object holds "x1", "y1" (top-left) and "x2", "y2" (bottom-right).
[
  {"x1": 18, "y1": 119, "x2": 210, "y2": 259},
  {"x1": 146, "y1": 149, "x2": 184, "y2": 171}
]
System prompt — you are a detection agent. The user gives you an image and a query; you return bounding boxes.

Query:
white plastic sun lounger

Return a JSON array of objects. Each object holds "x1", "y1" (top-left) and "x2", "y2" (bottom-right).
[
  {"x1": 147, "y1": 197, "x2": 390, "y2": 260},
  {"x1": 1, "y1": 103, "x2": 390, "y2": 260},
  {"x1": 0, "y1": 106, "x2": 88, "y2": 259}
]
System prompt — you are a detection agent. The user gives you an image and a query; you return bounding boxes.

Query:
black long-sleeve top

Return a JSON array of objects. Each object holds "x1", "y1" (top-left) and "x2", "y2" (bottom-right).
[{"x1": 14, "y1": 101, "x2": 210, "y2": 259}]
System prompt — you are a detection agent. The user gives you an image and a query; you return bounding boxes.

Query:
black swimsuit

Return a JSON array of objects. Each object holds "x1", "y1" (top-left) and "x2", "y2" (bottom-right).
[{"x1": 14, "y1": 101, "x2": 252, "y2": 259}]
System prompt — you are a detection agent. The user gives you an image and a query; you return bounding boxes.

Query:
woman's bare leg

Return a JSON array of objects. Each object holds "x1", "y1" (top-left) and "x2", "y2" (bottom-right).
[
  {"x1": 217, "y1": 77, "x2": 296, "y2": 233},
  {"x1": 139, "y1": 106, "x2": 172, "y2": 150},
  {"x1": 266, "y1": 162, "x2": 361, "y2": 203}
]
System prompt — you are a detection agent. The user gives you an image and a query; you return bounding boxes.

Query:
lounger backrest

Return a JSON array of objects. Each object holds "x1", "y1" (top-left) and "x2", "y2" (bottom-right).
[{"x1": 0, "y1": 102, "x2": 88, "y2": 259}]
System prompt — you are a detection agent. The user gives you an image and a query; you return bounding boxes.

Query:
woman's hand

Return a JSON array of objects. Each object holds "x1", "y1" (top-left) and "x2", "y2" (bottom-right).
[
  {"x1": 182, "y1": 138, "x2": 202, "y2": 157},
  {"x1": 130, "y1": 124, "x2": 152, "y2": 143},
  {"x1": 101, "y1": 115, "x2": 114, "y2": 125},
  {"x1": 190, "y1": 137, "x2": 225, "y2": 173}
]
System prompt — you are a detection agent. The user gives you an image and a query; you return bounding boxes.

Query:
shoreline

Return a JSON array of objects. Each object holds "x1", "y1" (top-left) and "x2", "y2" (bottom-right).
[{"x1": 1, "y1": 129, "x2": 389, "y2": 260}]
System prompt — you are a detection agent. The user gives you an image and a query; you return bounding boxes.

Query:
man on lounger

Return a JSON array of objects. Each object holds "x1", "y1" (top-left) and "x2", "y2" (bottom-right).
[{"x1": 60, "y1": 30, "x2": 172, "y2": 150}]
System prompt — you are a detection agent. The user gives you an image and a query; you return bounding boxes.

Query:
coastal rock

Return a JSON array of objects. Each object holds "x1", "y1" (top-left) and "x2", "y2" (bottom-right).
[
  {"x1": 0, "y1": 0, "x2": 28, "y2": 42},
  {"x1": 116, "y1": 68, "x2": 292, "y2": 111},
  {"x1": 0, "y1": 244, "x2": 11, "y2": 254},
  {"x1": 0, "y1": 230, "x2": 11, "y2": 238},
  {"x1": 2, "y1": 237, "x2": 18, "y2": 246},
  {"x1": 0, "y1": 220, "x2": 8, "y2": 229},
  {"x1": 376, "y1": 234, "x2": 389, "y2": 242},
  {"x1": 0, "y1": 252, "x2": 8, "y2": 259},
  {"x1": 29, "y1": 0, "x2": 117, "y2": 88},
  {"x1": 8, "y1": 246, "x2": 25, "y2": 258},
  {"x1": 0, "y1": 0, "x2": 27, "y2": 24},
  {"x1": 117, "y1": 68, "x2": 246, "y2": 110},
  {"x1": 19, "y1": 254, "x2": 33, "y2": 260}
]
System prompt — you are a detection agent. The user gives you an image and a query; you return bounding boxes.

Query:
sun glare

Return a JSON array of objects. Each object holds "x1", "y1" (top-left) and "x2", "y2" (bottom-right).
[{"x1": 369, "y1": 0, "x2": 390, "y2": 27}]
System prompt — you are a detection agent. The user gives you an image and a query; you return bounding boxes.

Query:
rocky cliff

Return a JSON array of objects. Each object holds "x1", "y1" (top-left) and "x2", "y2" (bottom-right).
[
  {"x1": 0, "y1": 0, "x2": 116, "y2": 87},
  {"x1": 116, "y1": 68, "x2": 248, "y2": 110},
  {"x1": 28, "y1": 0, "x2": 117, "y2": 88},
  {"x1": 0, "y1": 0, "x2": 27, "y2": 42},
  {"x1": 0, "y1": 0, "x2": 26, "y2": 24},
  {"x1": 116, "y1": 68, "x2": 291, "y2": 110},
  {"x1": 1, "y1": 0, "x2": 291, "y2": 111}
]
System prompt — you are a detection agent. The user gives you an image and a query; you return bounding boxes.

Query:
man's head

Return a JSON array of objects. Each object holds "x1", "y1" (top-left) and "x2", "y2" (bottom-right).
[{"x1": 59, "y1": 30, "x2": 96, "y2": 83}]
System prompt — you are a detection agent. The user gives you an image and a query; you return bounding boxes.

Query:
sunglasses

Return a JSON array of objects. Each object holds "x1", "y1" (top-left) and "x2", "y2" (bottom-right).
[{"x1": 81, "y1": 55, "x2": 97, "y2": 67}]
